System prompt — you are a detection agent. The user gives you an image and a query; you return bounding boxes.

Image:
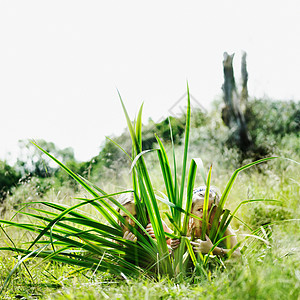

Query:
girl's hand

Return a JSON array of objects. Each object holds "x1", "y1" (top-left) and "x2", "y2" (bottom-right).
[
  {"x1": 190, "y1": 235, "x2": 213, "y2": 254},
  {"x1": 170, "y1": 239, "x2": 181, "y2": 250},
  {"x1": 145, "y1": 223, "x2": 156, "y2": 239},
  {"x1": 123, "y1": 231, "x2": 137, "y2": 243},
  {"x1": 146, "y1": 222, "x2": 173, "y2": 245}
]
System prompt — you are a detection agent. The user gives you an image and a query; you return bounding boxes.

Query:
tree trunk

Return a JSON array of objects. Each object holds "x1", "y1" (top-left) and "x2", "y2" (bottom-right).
[{"x1": 221, "y1": 52, "x2": 252, "y2": 151}]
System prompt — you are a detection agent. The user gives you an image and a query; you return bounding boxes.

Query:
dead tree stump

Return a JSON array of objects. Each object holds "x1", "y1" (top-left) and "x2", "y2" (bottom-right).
[{"x1": 221, "y1": 52, "x2": 252, "y2": 151}]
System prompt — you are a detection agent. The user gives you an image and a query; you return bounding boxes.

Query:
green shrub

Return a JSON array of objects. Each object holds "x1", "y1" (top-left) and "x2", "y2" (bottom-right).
[
  {"x1": 16, "y1": 139, "x2": 75, "y2": 178},
  {"x1": 0, "y1": 161, "x2": 20, "y2": 201},
  {"x1": 5, "y1": 176, "x2": 55, "y2": 210},
  {"x1": 245, "y1": 99, "x2": 300, "y2": 142},
  {"x1": 247, "y1": 203, "x2": 294, "y2": 228}
]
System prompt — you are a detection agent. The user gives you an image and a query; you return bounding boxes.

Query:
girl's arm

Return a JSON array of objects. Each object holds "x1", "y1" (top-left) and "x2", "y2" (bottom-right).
[{"x1": 220, "y1": 225, "x2": 241, "y2": 257}]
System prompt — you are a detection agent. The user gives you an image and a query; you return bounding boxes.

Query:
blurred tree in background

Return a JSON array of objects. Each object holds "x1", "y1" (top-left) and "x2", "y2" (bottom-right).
[
  {"x1": 16, "y1": 139, "x2": 75, "y2": 178},
  {"x1": 0, "y1": 160, "x2": 20, "y2": 201}
]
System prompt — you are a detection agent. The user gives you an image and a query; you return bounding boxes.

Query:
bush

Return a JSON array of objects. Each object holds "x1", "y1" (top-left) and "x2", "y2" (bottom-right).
[
  {"x1": 245, "y1": 99, "x2": 300, "y2": 143},
  {"x1": 4, "y1": 176, "x2": 55, "y2": 210},
  {"x1": 0, "y1": 161, "x2": 20, "y2": 201},
  {"x1": 246, "y1": 203, "x2": 294, "y2": 228},
  {"x1": 16, "y1": 139, "x2": 76, "y2": 178}
]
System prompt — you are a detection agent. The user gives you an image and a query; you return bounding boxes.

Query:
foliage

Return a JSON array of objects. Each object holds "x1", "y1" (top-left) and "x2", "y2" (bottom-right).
[
  {"x1": 0, "y1": 160, "x2": 20, "y2": 201},
  {"x1": 16, "y1": 139, "x2": 75, "y2": 178},
  {"x1": 245, "y1": 98, "x2": 300, "y2": 139},
  {"x1": 189, "y1": 98, "x2": 300, "y2": 163},
  {"x1": 152, "y1": 115, "x2": 186, "y2": 144},
  {"x1": 0, "y1": 141, "x2": 88, "y2": 202},
  {"x1": 246, "y1": 203, "x2": 294, "y2": 227},
  {"x1": 243, "y1": 98, "x2": 300, "y2": 157},
  {"x1": 4, "y1": 176, "x2": 56, "y2": 211}
]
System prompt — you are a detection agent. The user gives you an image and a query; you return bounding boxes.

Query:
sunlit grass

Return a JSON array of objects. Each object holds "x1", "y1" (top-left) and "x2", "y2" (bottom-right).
[{"x1": 1, "y1": 221, "x2": 298, "y2": 299}]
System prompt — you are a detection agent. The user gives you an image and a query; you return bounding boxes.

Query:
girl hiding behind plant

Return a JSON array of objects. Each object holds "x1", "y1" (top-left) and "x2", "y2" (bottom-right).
[
  {"x1": 172, "y1": 186, "x2": 241, "y2": 258},
  {"x1": 117, "y1": 193, "x2": 172, "y2": 245}
]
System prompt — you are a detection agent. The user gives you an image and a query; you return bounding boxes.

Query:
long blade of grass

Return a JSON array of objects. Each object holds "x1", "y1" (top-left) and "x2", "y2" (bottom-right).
[
  {"x1": 201, "y1": 165, "x2": 212, "y2": 240},
  {"x1": 156, "y1": 193, "x2": 204, "y2": 223},
  {"x1": 0, "y1": 225, "x2": 34, "y2": 284},
  {"x1": 105, "y1": 136, "x2": 132, "y2": 161},
  {"x1": 136, "y1": 102, "x2": 144, "y2": 149},
  {"x1": 231, "y1": 198, "x2": 282, "y2": 217},
  {"x1": 238, "y1": 234, "x2": 270, "y2": 246},
  {"x1": 19, "y1": 210, "x2": 123, "y2": 241},
  {"x1": 182, "y1": 158, "x2": 198, "y2": 235},
  {"x1": 129, "y1": 149, "x2": 157, "y2": 173},
  {"x1": 217, "y1": 199, "x2": 281, "y2": 241},
  {"x1": 168, "y1": 117, "x2": 180, "y2": 225},
  {"x1": 203, "y1": 235, "x2": 234, "y2": 266},
  {"x1": 76, "y1": 196, "x2": 154, "y2": 248},
  {"x1": 31, "y1": 141, "x2": 121, "y2": 228},
  {"x1": 31, "y1": 141, "x2": 99, "y2": 198},
  {"x1": 27, "y1": 192, "x2": 127, "y2": 251},
  {"x1": 209, "y1": 156, "x2": 279, "y2": 241},
  {"x1": 179, "y1": 82, "x2": 191, "y2": 207},
  {"x1": 174, "y1": 153, "x2": 196, "y2": 278},
  {"x1": 155, "y1": 135, "x2": 176, "y2": 211},
  {"x1": 185, "y1": 237, "x2": 201, "y2": 266},
  {"x1": 164, "y1": 212, "x2": 182, "y2": 235},
  {"x1": 214, "y1": 209, "x2": 230, "y2": 243}
]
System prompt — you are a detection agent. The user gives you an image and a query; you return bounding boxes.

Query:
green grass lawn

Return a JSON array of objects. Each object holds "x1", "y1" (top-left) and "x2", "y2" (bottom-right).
[{"x1": 1, "y1": 221, "x2": 299, "y2": 299}]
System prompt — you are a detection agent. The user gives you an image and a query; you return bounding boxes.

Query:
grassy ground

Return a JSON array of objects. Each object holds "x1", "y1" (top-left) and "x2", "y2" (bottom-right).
[{"x1": 1, "y1": 221, "x2": 299, "y2": 299}]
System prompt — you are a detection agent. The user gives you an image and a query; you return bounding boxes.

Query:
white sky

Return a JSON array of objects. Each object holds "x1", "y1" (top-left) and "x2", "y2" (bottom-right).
[{"x1": 0, "y1": 1, "x2": 299, "y2": 163}]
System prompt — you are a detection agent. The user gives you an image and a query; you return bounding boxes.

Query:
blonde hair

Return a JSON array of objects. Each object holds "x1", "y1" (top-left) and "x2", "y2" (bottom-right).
[
  {"x1": 116, "y1": 193, "x2": 135, "y2": 229},
  {"x1": 188, "y1": 186, "x2": 221, "y2": 236},
  {"x1": 116, "y1": 193, "x2": 135, "y2": 213},
  {"x1": 191, "y1": 186, "x2": 221, "y2": 211}
]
